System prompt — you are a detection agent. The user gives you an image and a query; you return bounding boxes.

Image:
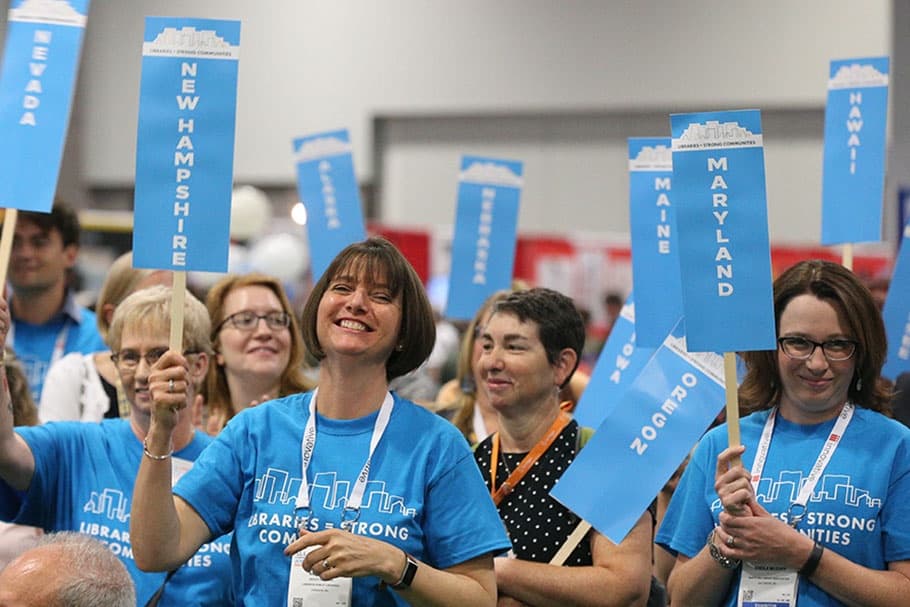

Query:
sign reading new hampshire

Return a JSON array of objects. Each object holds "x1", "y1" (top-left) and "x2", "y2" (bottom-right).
[
  {"x1": 445, "y1": 156, "x2": 523, "y2": 321},
  {"x1": 670, "y1": 110, "x2": 775, "y2": 352},
  {"x1": 882, "y1": 223, "x2": 910, "y2": 380},
  {"x1": 821, "y1": 57, "x2": 889, "y2": 245},
  {"x1": 292, "y1": 129, "x2": 367, "y2": 282},
  {"x1": 628, "y1": 138, "x2": 682, "y2": 348},
  {"x1": 573, "y1": 294, "x2": 657, "y2": 429},
  {"x1": 552, "y1": 320, "x2": 725, "y2": 543},
  {"x1": 0, "y1": 0, "x2": 90, "y2": 212},
  {"x1": 133, "y1": 17, "x2": 241, "y2": 272}
]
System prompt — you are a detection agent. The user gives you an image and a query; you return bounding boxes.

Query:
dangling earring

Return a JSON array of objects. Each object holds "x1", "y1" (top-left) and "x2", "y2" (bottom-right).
[
  {"x1": 855, "y1": 375, "x2": 863, "y2": 392},
  {"x1": 395, "y1": 343, "x2": 404, "y2": 352}
]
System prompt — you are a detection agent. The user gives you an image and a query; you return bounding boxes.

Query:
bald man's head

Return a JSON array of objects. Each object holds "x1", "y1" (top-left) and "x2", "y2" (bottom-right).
[{"x1": 0, "y1": 533, "x2": 134, "y2": 606}]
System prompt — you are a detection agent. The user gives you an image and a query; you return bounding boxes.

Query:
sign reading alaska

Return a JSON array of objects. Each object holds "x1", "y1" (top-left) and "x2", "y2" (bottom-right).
[{"x1": 670, "y1": 110, "x2": 774, "y2": 353}]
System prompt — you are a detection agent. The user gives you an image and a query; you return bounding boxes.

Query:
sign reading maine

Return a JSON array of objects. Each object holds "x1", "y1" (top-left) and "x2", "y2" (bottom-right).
[
  {"x1": 629, "y1": 144, "x2": 672, "y2": 172},
  {"x1": 672, "y1": 121, "x2": 762, "y2": 151},
  {"x1": 143, "y1": 26, "x2": 240, "y2": 60},
  {"x1": 9, "y1": 0, "x2": 87, "y2": 27},
  {"x1": 828, "y1": 64, "x2": 889, "y2": 90}
]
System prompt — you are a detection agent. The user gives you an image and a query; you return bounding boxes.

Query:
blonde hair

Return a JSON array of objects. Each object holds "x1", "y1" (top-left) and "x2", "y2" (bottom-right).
[{"x1": 96, "y1": 252, "x2": 163, "y2": 341}]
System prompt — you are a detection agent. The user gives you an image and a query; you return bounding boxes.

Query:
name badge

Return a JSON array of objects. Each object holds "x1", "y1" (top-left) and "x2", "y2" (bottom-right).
[
  {"x1": 287, "y1": 546, "x2": 353, "y2": 607},
  {"x1": 737, "y1": 562, "x2": 798, "y2": 607}
]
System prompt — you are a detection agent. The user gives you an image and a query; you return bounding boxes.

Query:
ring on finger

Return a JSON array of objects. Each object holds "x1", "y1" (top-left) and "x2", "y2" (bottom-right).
[
  {"x1": 322, "y1": 558, "x2": 332, "y2": 570},
  {"x1": 168, "y1": 378, "x2": 175, "y2": 393},
  {"x1": 726, "y1": 535, "x2": 736, "y2": 548}
]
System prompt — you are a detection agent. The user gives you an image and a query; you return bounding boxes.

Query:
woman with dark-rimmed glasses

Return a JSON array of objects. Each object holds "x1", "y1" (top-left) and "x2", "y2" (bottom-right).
[
  {"x1": 202, "y1": 273, "x2": 314, "y2": 434},
  {"x1": 657, "y1": 259, "x2": 910, "y2": 606}
]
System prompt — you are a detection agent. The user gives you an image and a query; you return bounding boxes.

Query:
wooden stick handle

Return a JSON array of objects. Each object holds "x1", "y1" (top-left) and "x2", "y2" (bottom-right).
[{"x1": 723, "y1": 351, "x2": 741, "y2": 467}]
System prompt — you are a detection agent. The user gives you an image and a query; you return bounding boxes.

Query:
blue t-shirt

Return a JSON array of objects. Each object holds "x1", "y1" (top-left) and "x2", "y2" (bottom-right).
[
  {"x1": 0, "y1": 419, "x2": 234, "y2": 606},
  {"x1": 12, "y1": 295, "x2": 106, "y2": 402},
  {"x1": 174, "y1": 391, "x2": 511, "y2": 606},
  {"x1": 656, "y1": 406, "x2": 910, "y2": 606}
]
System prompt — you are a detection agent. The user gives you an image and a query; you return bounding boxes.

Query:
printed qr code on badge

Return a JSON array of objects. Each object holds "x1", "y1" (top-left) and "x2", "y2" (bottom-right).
[{"x1": 293, "y1": 598, "x2": 303, "y2": 607}]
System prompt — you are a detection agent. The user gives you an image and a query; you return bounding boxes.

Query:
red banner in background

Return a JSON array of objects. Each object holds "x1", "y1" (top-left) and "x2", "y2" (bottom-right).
[
  {"x1": 368, "y1": 222, "x2": 431, "y2": 284},
  {"x1": 366, "y1": 222, "x2": 893, "y2": 329}
]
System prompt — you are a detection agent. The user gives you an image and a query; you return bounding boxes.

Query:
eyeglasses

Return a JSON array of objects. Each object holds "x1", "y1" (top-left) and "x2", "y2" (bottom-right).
[
  {"x1": 111, "y1": 348, "x2": 199, "y2": 370},
  {"x1": 216, "y1": 310, "x2": 291, "y2": 333},
  {"x1": 777, "y1": 336, "x2": 857, "y2": 362}
]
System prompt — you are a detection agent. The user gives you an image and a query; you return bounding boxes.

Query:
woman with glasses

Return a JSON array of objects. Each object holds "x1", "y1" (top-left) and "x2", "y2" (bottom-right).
[
  {"x1": 0, "y1": 286, "x2": 233, "y2": 605},
  {"x1": 131, "y1": 237, "x2": 510, "y2": 606},
  {"x1": 203, "y1": 273, "x2": 314, "y2": 434},
  {"x1": 657, "y1": 260, "x2": 910, "y2": 606}
]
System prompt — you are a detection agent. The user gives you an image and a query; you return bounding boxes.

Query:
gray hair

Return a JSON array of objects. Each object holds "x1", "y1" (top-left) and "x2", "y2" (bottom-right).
[
  {"x1": 107, "y1": 284, "x2": 212, "y2": 355},
  {"x1": 34, "y1": 532, "x2": 136, "y2": 606}
]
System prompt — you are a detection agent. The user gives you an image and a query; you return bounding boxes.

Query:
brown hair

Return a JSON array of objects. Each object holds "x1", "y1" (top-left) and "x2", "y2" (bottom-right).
[
  {"x1": 739, "y1": 259, "x2": 891, "y2": 415},
  {"x1": 6, "y1": 348, "x2": 37, "y2": 427},
  {"x1": 204, "y1": 273, "x2": 314, "y2": 430},
  {"x1": 300, "y1": 237, "x2": 435, "y2": 381}
]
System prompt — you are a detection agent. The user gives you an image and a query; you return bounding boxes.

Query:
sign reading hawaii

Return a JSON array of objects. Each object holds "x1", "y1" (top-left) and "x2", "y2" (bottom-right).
[
  {"x1": 882, "y1": 224, "x2": 910, "y2": 380},
  {"x1": 0, "y1": 0, "x2": 90, "y2": 212},
  {"x1": 573, "y1": 294, "x2": 657, "y2": 429},
  {"x1": 292, "y1": 129, "x2": 367, "y2": 281},
  {"x1": 670, "y1": 110, "x2": 775, "y2": 352},
  {"x1": 553, "y1": 320, "x2": 724, "y2": 543},
  {"x1": 628, "y1": 138, "x2": 682, "y2": 348},
  {"x1": 133, "y1": 18, "x2": 240, "y2": 272},
  {"x1": 445, "y1": 156, "x2": 523, "y2": 321},
  {"x1": 821, "y1": 57, "x2": 889, "y2": 245}
]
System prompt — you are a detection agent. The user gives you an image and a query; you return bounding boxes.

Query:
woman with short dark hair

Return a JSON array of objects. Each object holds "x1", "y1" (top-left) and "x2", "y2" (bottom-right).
[{"x1": 131, "y1": 237, "x2": 510, "y2": 606}]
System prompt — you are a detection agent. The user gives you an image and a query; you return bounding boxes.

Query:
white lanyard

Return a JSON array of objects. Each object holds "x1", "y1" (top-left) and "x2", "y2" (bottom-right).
[
  {"x1": 750, "y1": 403, "x2": 854, "y2": 527},
  {"x1": 8, "y1": 319, "x2": 70, "y2": 366},
  {"x1": 294, "y1": 388, "x2": 394, "y2": 530},
  {"x1": 472, "y1": 403, "x2": 487, "y2": 442}
]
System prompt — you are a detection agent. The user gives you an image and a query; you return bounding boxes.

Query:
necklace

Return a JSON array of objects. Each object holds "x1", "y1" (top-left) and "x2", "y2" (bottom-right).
[{"x1": 499, "y1": 449, "x2": 515, "y2": 478}]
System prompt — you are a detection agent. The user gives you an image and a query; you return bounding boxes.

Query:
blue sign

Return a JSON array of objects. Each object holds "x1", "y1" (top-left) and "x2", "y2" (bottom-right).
[
  {"x1": 628, "y1": 137, "x2": 682, "y2": 348},
  {"x1": 821, "y1": 57, "x2": 889, "y2": 245},
  {"x1": 882, "y1": 224, "x2": 910, "y2": 380},
  {"x1": 445, "y1": 156, "x2": 523, "y2": 321},
  {"x1": 292, "y1": 128, "x2": 367, "y2": 281},
  {"x1": 552, "y1": 321, "x2": 725, "y2": 543},
  {"x1": 133, "y1": 17, "x2": 241, "y2": 272},
  {"x1": 670, "y1": 110, "x2": 775, "y2": 352},
  {"x1": 0, "y1": 0, "x2": 90, "y2": 212},
  {"x1": 573, "y1": 294, "x2": 658, "y2": 429}
]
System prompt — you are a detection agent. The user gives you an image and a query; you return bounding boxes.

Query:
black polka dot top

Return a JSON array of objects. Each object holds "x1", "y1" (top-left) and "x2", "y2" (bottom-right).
[{"x1": 474, "y1": 419, "x2": 592, "y2": 566}]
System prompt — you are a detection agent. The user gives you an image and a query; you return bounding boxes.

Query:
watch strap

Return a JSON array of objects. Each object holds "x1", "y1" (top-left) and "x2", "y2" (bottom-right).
[
  {"x1": 391, "y1": 553, "x2": 418, "y2": 590},
  {"x1": 706, "y1": 528, "x2": 741, "y2": 570}
]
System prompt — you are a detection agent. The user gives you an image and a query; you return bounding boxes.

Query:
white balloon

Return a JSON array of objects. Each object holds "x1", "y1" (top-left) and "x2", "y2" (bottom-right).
[
  {"x1": 248, "y1": 233, "x2": 309, "y2": 282},
  {"x1": 231, "y1": 185, "x2": 272, "y2": 241},
  {"x1": 187, "y1": 243, "x2": 251, "y2": 290}
]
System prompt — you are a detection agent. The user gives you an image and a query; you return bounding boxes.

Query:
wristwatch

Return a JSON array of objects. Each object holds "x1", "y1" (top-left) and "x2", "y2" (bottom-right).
[
  {"x1": 706, "y1": 528, "x2": 741, "y2": 569},
  {"x1": 391, "y1": 553, "x2": 418, "y2": 590}
]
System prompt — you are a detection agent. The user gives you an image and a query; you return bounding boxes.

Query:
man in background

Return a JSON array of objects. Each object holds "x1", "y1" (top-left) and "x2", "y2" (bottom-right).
[
  {"x1": 0, "y1": 531, "x2": 135, "y2": 606},
  {"x1": 5, "y1": 200, "x2": 105, "y2": 401}
]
